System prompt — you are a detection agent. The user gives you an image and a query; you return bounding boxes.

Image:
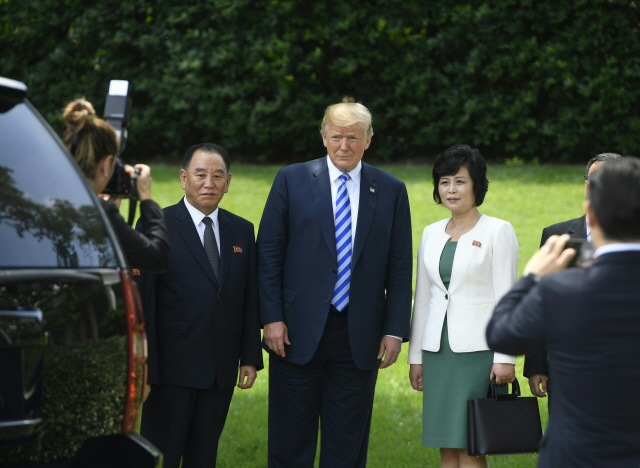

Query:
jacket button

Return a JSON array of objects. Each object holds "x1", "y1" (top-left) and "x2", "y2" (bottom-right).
[
  {"x1": 217, "y1": 296, "x2": 222, "y2": 302},
  {"x1": 445, "y1": 294, "x2": 448, "y2": 300},
  {"x1": 332, "y1": 269, "x2": 337, "y2": 274},
  {"x1": 326, "y1": 297, "x2": 331, "y2": 302}
]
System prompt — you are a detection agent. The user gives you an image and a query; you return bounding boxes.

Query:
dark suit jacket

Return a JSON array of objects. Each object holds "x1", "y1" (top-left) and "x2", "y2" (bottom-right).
[
  {"x1": 257, "y1": 157, "x2": 412, "y2": 370},
  {"x1": 101, "y1": 198, "x2": 170, "y2": 273},
  {"x1": 523, "y1": 215, "x2": 586, "y2": 378},
  {"x1": 487, "y1": 251, "x2": 640, "y2": 467},
  {"x1": 136, "y1": 199, "x2": 263, "y2": 390},
  {"x1": 540, "y1": 215, "x2": 587, "y2": 246}
]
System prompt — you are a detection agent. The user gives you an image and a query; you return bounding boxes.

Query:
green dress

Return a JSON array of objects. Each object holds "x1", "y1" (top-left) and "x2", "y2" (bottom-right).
[{"x1": 421, "y1": 241, "x2": 504, "y2": 448}]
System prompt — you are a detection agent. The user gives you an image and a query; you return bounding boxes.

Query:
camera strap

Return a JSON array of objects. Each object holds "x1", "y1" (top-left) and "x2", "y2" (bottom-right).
[
  {"x1": 127, "y1": 197, "x2": 138, "y2": 226},
  {"x1": 127, "y1": 168, "x2": 141, "y2": 226}
]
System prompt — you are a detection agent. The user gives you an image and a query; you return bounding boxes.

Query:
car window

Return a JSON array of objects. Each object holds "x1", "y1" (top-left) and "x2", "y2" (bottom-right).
[{"x1": 0, "y1": 101, "x2": 118, "y2": 267}]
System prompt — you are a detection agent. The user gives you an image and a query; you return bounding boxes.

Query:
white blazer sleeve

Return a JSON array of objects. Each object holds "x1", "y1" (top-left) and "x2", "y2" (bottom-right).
[
  {"x1": 408, "y1": 229, "x2": 432, "y2": 364},
  {"x1": 491, "y1": 221, "x2": 519, "y2": 364}
]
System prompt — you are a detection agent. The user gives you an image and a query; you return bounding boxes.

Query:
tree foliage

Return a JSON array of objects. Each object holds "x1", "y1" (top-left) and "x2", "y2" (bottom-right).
[{"x1": 2, "y1": 0, "x2": 639, "y2": 163}]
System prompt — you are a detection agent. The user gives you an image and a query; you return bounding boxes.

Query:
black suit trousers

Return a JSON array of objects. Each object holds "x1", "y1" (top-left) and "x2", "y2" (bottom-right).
[
  {"x1": 141, "y1": 382, "x2": 234, "y2": 468},
  {"x1": 268, "y1": 309, "x2": 379, "y2": 468}
]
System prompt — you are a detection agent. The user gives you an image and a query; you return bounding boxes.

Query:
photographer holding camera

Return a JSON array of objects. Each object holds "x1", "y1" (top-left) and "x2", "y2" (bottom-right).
[
  {"x1": 486, "y1": 156, "x2": 640, "y2": 467},
  {"x1": 63, "y1": 98, "x2": 170, "y2": 273}
]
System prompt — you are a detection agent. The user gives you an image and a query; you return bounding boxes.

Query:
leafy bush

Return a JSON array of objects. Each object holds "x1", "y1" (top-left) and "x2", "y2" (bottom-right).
[
  {"x1": 2, "y1": 0, "x2": 639, "y2": 163},
  {"x1": 1, "y1": 336, "x2": 127, "y2": 465}
]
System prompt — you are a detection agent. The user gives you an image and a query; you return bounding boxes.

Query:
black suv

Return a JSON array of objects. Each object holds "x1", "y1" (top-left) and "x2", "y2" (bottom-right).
[{"x1": 0, "y1": 77, "x2": 161, "y2": 467}]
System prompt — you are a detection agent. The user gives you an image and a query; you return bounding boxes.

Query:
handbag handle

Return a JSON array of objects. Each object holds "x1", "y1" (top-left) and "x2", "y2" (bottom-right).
[{"x1": 487, "y1": 376, "x2": 521, "y2": 401}]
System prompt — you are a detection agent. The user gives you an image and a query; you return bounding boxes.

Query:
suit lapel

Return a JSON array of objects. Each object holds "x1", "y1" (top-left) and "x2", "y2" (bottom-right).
[
  {"x1": 310, "y1": 158, "x2": 337, "y2": 259},
  {"x1": 175, "y1": 199, "x2": 218, "y2": 287},
  {"x1": 569, "y1": 215, "x2": 587, "y2": 239},
  {"x1": 217, "y1": 209, "x2": 232, "y2": 291},
  {"x1": 352, "y1": 163, "x2": 377, "y2": 269}
]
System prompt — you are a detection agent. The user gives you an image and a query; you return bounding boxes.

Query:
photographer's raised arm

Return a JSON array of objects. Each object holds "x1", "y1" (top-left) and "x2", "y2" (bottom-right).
[
  {"x1": 105, "y1": 193, "x2": 170, "y2": 273},
  {"x1": 115, "y1": 163, "x2": 169, "y2": 273}
]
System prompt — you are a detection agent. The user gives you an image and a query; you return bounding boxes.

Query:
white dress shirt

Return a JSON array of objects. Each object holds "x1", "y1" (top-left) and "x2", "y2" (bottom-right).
[
  {"x1": 595, "y1": 242, "x2": 640, "y2": 257},
  {"x1": 183, "y1": 196, "x2": 220, "y2": 254}
]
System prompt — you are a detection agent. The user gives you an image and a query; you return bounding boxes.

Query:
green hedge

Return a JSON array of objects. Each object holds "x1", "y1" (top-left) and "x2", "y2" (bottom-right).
[
  {"x1": 2, "y1": 0, "x2": 639, "y2": 163},
  {"x1": 1, "y1": 336, "x2": 127, "y2": 465}
]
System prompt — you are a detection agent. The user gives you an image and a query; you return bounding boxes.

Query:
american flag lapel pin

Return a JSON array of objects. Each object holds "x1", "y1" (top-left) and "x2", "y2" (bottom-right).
[
  {"x1": 472, "y1": 240, "x2": 482, "y2": 248},
  {"x1": 132, "y1": 269, "x2": 141, "y2": 276},
  {"x1": 370, "y1": 187, "x2": 375, "y2": 193},
  {"x1": 233, "y1": 246, "x2": 243, "y2": 253}
]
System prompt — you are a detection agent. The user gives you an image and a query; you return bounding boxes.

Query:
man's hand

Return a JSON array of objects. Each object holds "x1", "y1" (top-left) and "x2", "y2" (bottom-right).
[
  {"x1": 409, "y1": 364, "x2": 423, "y2": 391},
  {"x1": 523, "y1": 234, "x2": 576, "y2": 278},
  {"x1": 238, "y1": 365, "x2": 257, "y2": 389},
  {"x1": 377, "y1": 336, "x2": 401, "y2": 369},
  {"x1": 490, "y1": 363, "x2": 516, "y2": 385},
  {"x1": 263, "y1": 321, "x2": 290, "y2": 357},
  {"x1": 528, "y1": 374, "x2": 548, "y2": 398}
]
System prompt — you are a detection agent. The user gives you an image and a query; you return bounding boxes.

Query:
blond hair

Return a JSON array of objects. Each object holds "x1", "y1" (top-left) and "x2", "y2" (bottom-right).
[
  {"x1": 320, "y1": 102, "x2": 374, "y2": 138},
  {"x1": 63, "y1": 98, "x2": 118, "y2": 178}
]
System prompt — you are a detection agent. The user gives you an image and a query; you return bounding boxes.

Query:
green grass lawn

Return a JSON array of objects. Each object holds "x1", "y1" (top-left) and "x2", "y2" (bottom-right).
[{"x1": 127, "y1": 162, "x2": 586, "y2": 467}]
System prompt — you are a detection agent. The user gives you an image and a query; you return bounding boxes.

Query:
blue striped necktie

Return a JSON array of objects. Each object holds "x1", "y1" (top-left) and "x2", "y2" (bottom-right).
[{"x1": 332, "y1": 173, "x2": 352, "y2": 312}]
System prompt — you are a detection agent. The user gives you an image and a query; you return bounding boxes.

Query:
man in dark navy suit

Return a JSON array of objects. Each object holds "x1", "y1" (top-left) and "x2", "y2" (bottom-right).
[
  {"x1": 257, "y1": 102, "x2": 413, "y2": 468},
  {"x1": 487, "y1": 157, "x2": 640, "y2": 467},
  {"x1": 524, "y1": 152, "x2": 620, "y2": 399},
  {"x1": 137, "y1": 143, "x2": 263, "y2": 468}
]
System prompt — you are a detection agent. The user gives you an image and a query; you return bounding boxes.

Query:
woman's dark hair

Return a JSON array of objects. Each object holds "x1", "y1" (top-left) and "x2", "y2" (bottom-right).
[
  {"x1": 432, "y1": 144, "x2": 489, "y2": 207},
  {"x1": 63, "y1": 98, "x2": 118, "y2": 178}
]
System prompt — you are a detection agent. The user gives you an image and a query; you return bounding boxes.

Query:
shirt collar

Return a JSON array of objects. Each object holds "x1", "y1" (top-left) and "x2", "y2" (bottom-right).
[
  {"x1": 595, "y1": 243, "x2": 640, "y2": 257},
  {"x1": 183, "y1": 196, "x2": 219, "y2": 227},
  {"x1": 326, "y1": 155, "x2": 362, "y2": 185}
]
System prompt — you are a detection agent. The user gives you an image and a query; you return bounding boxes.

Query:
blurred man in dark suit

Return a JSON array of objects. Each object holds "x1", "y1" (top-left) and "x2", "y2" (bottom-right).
[
  {"x1": 524, "y1": 152, "x2": 620, "y2": 399},
  {"x1": 487, "y1": 157, "x2": 640, "y2": 467},
  {"x1": 136, "y1": 143, "x2": 263, "y2": 468}
]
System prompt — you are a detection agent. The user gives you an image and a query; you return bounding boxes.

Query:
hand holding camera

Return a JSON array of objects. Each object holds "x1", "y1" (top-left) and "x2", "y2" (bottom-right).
[
  {"x1": 102, "y1": 163, "x2": 152, "y2": 207},
  {"x1": 125, "y1": 164, "x2": 151, "y2": 201},
  {"x1": 523, "y1": 234, "x2": 577, "y2": 278}
]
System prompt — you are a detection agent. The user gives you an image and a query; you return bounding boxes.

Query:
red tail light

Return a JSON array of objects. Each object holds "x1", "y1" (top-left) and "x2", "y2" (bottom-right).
[{"x1": 120, "y1": 268, "x2": 147, "y2": 434}]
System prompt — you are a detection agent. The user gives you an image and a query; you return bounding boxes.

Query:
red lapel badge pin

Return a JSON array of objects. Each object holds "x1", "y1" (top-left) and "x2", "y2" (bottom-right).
[
  {"x1": 370, "y1": 187, "x2": 375, "y2": 193},
  {"x1": 472, "y1": 240, "x2": 481, "y2": 248},
  {"x1": 132, "y1": 269, "x2": 141, "y2": 276},
  {"x1": 233, "y1": 246, "x2": 243, "y2": 253}
]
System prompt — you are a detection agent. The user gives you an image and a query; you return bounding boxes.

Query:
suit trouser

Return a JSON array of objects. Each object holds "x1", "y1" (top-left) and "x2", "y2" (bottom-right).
[
  {"x1": 268, "y1": 308, "x2": 379, "y2": 468},
  {"x1": 140, "y1": 381, "x2": 234, "y2": 468}
]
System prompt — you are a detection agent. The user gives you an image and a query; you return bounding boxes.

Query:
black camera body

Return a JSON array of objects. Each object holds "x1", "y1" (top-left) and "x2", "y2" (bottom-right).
[
  {"x1": 565, "y1": 239, "x2": 595, "y2": 268},
  {"x1": 102, "y1": 80, "x2": 135, "y2": 198},
  {"x1": 102, "y1": 156, "x2": 136, "y2": 196}
]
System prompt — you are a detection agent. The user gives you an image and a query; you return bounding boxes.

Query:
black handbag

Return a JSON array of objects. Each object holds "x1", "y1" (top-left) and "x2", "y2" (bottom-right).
[{"x1": 467, "y1": 377, "x2": 543, "y2": 456}]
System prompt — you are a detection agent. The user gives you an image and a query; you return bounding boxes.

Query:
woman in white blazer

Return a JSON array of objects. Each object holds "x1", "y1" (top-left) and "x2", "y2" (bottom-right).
[{"x1": 408, "y1": 145, "x2": 518, "y2": 468}]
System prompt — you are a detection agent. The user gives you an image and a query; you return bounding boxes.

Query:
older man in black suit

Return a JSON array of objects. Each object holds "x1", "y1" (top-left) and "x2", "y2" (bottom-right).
[
  {"x1": 487, "y1": 157, "x2": 640, "y2": 467},
  {"x1": 136, "y1": 143, "x2": 263, "y2": 468},
  {"x1": 524, "y1": 152, "x2": 621, "y2": 398}
]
